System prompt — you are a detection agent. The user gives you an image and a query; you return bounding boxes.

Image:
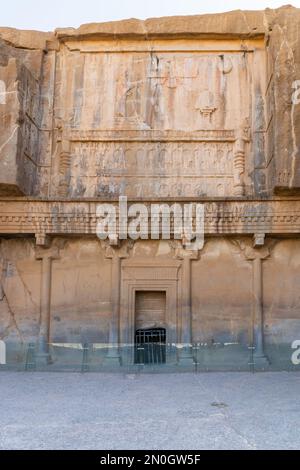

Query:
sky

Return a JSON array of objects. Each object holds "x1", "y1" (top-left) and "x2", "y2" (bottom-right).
[{"x1": 1, "y1": 0, "x2": 300, "y2": 31}]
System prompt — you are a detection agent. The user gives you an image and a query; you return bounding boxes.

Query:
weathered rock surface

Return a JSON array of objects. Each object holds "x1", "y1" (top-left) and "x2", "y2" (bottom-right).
[{"x1": 0, "y1": 7, "x2": 300, "y2": 370}]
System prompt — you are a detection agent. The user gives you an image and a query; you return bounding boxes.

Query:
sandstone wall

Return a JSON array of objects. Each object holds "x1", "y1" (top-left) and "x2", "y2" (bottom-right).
[{"x1": 0, "y1": 236, "x2": 299, "y2": 369}]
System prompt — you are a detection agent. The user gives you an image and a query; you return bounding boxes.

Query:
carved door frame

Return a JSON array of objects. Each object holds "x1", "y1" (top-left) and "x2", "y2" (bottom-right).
[{"x1": 120, "y1": 259, "x2": 181, "y2": 364}]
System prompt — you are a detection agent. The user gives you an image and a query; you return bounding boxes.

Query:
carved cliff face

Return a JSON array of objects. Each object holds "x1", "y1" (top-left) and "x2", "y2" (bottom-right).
[
  {"x1": 1, "y1": 8, "x2": 300, "y2": 370},
  {"x1": 0, "y1": 5, "x2": 300, "y2": 198},
  {"x1": 53, "y1": 48, "x2": 254, "y2": 198}
]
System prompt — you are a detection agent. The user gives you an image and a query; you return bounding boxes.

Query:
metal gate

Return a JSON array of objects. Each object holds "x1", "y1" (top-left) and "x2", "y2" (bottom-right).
[{"x1": 134, "y1": 328, "x2": 166, "y2": 365}]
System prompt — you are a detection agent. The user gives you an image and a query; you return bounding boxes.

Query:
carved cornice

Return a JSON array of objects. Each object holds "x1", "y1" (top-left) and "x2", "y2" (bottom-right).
[{"x1": 0, "y1": 199, "x2": 300, "y2": 245}]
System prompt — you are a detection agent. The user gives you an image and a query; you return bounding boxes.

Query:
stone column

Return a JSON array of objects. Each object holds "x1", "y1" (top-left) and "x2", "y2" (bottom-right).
[
  {"x1": 101, "y1": 240, "x2": 132, "y2": 366},
  {"x1": 35, "y1": 246, "x2": 59, "y2": 364},
  {"x1": 180, "y1": 255, "x2": 193, "y2": 363},
  {"x1": 252, "y1": 256, "x2": 265, "y2": 358},
  {"x1": 244, "y1": 235, "x2": 270, "y2": 366},
  {"x1": 107, "y1": 253, "x2": 122, "y2": 363},
  {"x1": 174, "y1": 243, "x2": 199, "y2": 366}
]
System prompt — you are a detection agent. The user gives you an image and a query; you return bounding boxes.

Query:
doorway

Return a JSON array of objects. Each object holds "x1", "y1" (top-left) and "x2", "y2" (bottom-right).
[{"x1": 134, "y1": 291, "x2": 166, "y2": 364}]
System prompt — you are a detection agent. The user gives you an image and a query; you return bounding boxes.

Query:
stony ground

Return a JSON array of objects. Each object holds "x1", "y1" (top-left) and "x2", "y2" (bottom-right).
[{"x1": 0, "y1": 372, "x2": 299, "y2": 450}]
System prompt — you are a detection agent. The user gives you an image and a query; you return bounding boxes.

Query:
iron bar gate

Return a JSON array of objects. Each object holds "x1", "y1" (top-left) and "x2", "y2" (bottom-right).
[{"x1": 134, "y1": 328, "x2": 166, "y2": 365}]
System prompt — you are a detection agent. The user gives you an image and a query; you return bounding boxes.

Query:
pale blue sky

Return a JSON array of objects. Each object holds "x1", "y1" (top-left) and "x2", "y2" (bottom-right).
[{"x1": 1, "y1": 1, "x2": 299, "y2": 31}]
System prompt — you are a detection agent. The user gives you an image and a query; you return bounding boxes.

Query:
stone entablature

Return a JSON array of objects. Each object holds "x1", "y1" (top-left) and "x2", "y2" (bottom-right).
[{"x1": 0, "y1": 198, "x2": 299, "y2": 245}]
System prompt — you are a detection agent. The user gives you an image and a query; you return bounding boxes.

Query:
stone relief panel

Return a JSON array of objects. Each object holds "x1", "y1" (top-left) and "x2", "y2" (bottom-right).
[
  {"x1": 57, "y1": 51, "x2": 250, "y2": 132},
  {"x1": 68, "y1": 141, "x2": 234, "y2": 197},
  {"x1": 51, "y1": 47, "x2": 253, "y2": 198}
]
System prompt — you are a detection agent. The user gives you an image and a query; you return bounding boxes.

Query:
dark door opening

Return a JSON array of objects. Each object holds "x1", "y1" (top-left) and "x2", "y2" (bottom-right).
[{"x1": 134, "y1": 328, "x2": 166, "y2": 365}]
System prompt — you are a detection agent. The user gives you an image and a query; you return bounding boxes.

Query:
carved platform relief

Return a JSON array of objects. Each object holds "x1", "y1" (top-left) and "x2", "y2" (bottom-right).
[{"x1": 69, "y1": 141, "x2": 234, "y2": 197}]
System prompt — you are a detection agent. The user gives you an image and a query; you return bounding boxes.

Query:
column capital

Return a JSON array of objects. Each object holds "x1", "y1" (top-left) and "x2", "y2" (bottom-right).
[
  {"x1": 244, "y1": 245, "x2": 270, "y2": 261},
  {"x1": 100, "y1": 239, "x2": 134, "y2": 260},
  {"x1": 169, "y1": 239, "x2": 204, "y2": 261},
  {"x1": 229, "y1": 237, "x2": 275, "y2": 261},
  {"x1": 35, "y1": 245, "x2": 60, "y2": 261}
]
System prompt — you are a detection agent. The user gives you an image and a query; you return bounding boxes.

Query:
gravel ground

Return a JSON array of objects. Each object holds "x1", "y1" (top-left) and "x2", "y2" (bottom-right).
[{"x1": 0, "y1": 372, "x2": 299, "y2": 450}]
